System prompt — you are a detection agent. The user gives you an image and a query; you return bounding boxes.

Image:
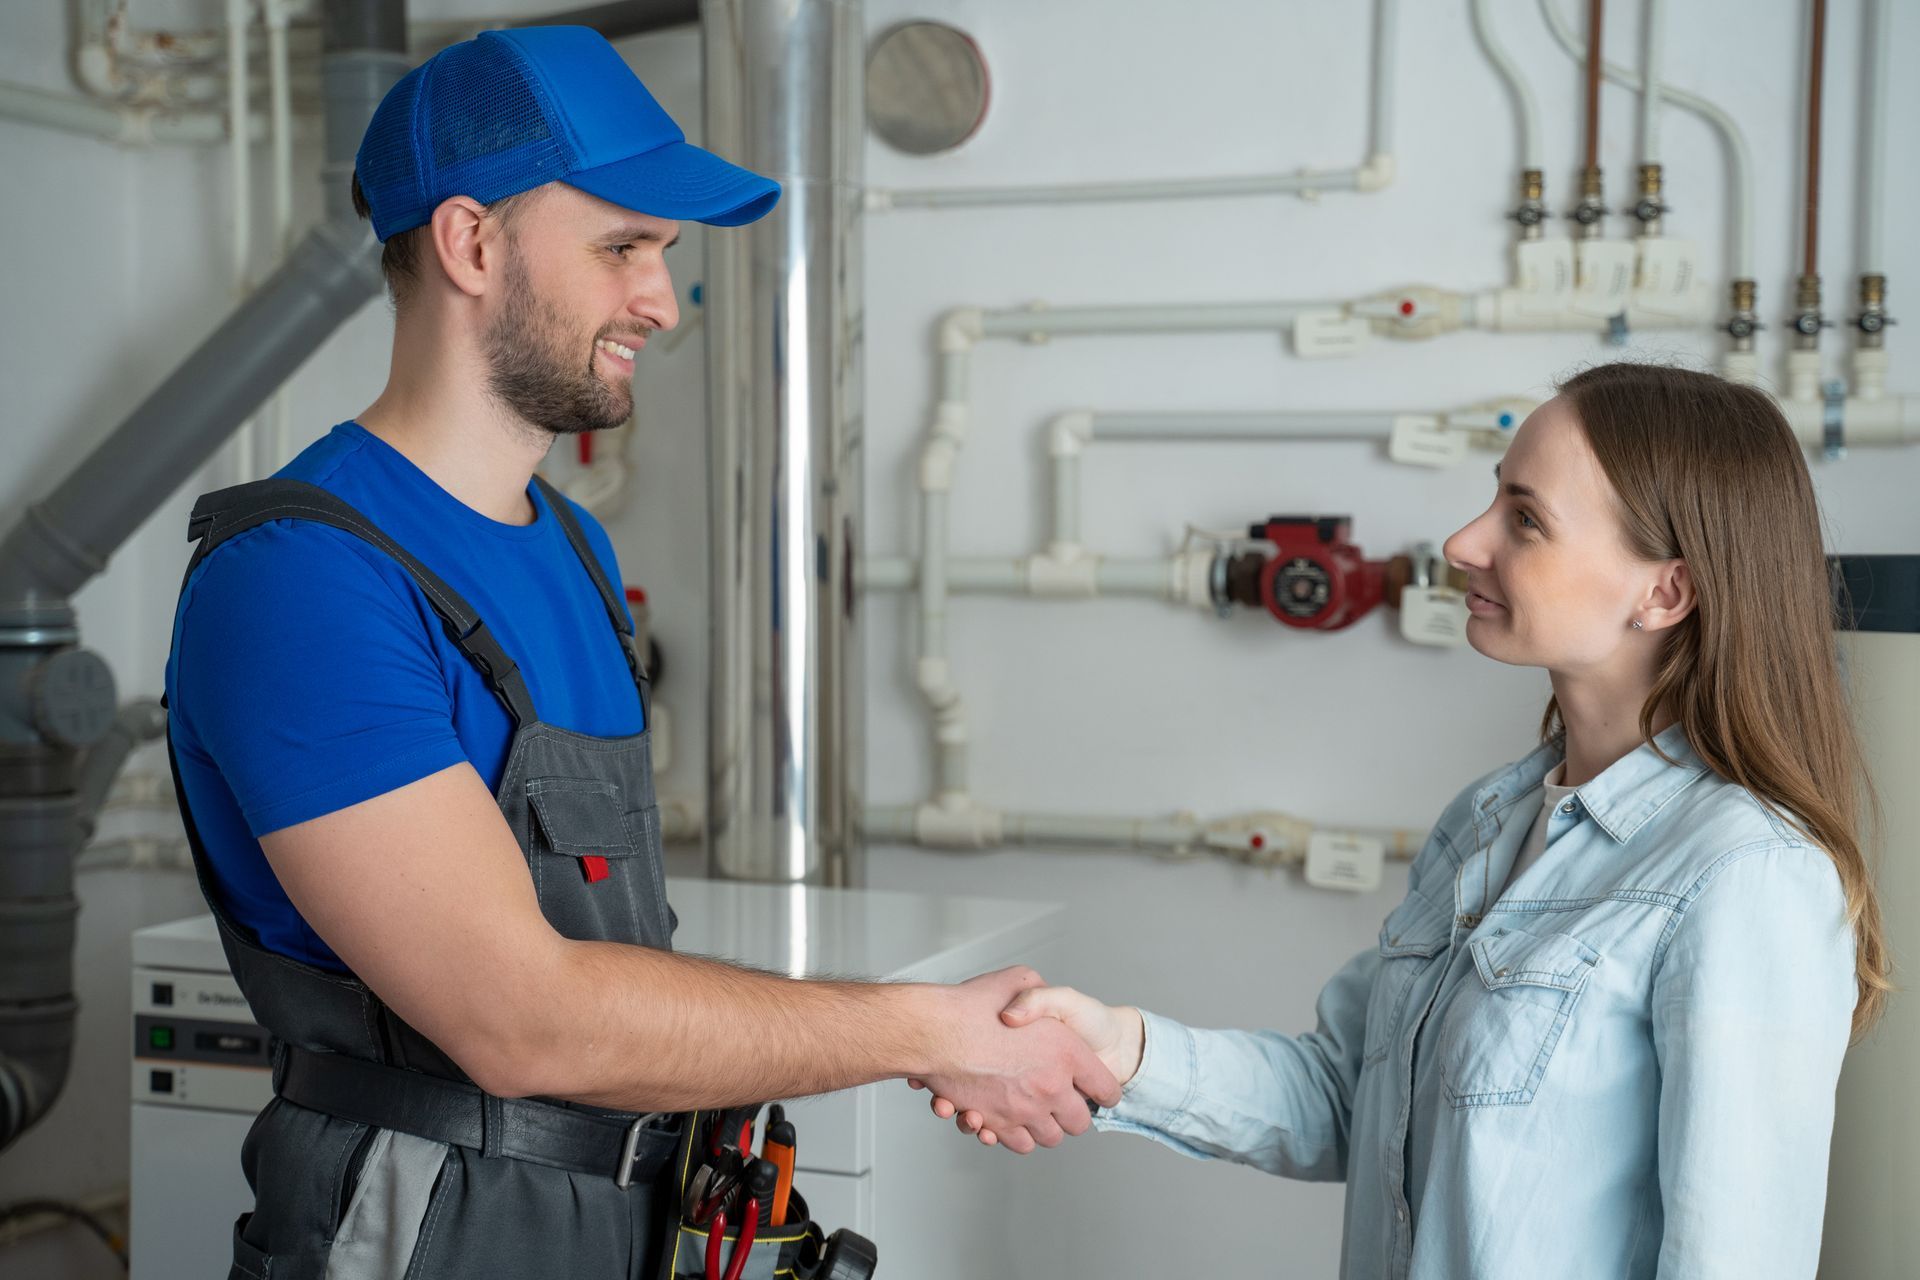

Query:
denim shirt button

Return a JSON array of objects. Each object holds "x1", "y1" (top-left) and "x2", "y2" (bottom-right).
[{"x1": 1559, "y1": 799, "x2": 1577, "y2": 815}]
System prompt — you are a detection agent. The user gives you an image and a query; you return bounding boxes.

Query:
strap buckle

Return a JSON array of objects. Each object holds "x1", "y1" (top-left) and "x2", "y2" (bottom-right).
[{"x1": 615, "y1": 1112, "x2": 667, "y2": 1188}]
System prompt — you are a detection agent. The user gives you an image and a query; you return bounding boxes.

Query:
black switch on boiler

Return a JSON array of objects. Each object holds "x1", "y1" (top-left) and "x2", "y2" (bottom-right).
[
  {"x1": 151, "y1": 982, "x2": 174, "y2": 1007},
  {"x1": 149, "y1": 1070, "x2": 174, "y2": 1094}
]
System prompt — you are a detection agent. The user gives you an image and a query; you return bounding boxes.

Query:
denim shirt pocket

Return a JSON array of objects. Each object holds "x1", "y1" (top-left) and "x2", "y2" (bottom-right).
[
  {"x1": 1439, "y1": 926, "x2": 1601, "y2": 1107},
  {"x1": 1364, "y1": 895, "x2": 1451, "y2": 1065}
]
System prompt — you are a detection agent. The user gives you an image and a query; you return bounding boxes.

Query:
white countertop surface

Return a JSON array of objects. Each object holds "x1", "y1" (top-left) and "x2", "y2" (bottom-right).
[
  {"x1": 135, "y1": 880, "x2": 1065, "y2": 985},
  {"x1": 666, "y1": 879, "x2": 1064, "y2": 982}
]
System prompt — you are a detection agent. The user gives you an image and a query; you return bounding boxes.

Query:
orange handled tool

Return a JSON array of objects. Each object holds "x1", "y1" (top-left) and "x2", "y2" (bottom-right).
[{"x1": 762, "y1": 1104, "x2": 797, "y2": 1226}]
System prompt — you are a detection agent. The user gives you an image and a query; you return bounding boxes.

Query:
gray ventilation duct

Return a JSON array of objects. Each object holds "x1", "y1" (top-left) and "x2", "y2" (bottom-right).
[
  {"x1": 0, "y1": 0, "x2": 407, "y2": 1152},
  {"x1": 702, "y1": 0, "x2": 865, "y2": 885},
  {"x1": 535, "y1": 1, "x2": 700, "y2": 41}
]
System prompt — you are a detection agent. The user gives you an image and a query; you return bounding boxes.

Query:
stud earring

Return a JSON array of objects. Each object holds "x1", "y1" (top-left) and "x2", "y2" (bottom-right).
[{"x1": 1631, "y1": 619, "x2": 1645, "y2": 630}]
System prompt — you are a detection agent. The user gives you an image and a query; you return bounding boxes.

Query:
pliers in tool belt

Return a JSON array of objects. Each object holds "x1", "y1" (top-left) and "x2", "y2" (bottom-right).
[{"x1": 705, "y1": 1156, "x2": 779, "y2": 1280}]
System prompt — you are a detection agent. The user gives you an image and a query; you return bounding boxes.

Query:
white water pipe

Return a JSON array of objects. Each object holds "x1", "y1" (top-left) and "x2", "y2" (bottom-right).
[
  {"x1": 960, "y1": 284, "x2": 1714, "y2": 355},
  {"x1": 29, "y1": 0, "x2": 294, "y2": 145},
  {"x1": 1088, "y1": 410, "x2": 1408, "y2": 442},
  {"x1": 977, "y1": 301, "x2": 1328, "y2": 340},
  {"x1": 1639, "y1": 0, "x2": 1666, "y2": 167},
  {"x1": 0, "y1": 79, "x2": 260, "y2": 145},
  {"x1": 867, "y1": 554, "x2": 1206, "y2": 601},
  {"x1": 1471, "y1": 0, "x2": 1542, "y2": 172},
  {"x1": 227, "y1": 0, "x2": 257, "y2": 484},
  {"x1": 266, "y1": 0, "x2": 295, "y2": 471},
  {"x1": 1471, "y1": 284, "x2": 1717, "y2": 332},
  {"x1": 872, "y1": 397, "x2": 1519, "y2": 608},
  {"x1": 1539, "y1": 0, "x2": 1753, "y2": 279},
  {"x1": 1779, "y1": 391, "x2": 1920, "y2": 449},
  {"x1": 869, "y1": 0, "x2": 1399, "y2": 212},
  {"x1": 1860, "y1": 0, "x2": 1890, "y2": 276},
  {"x1": 864, "y1": 800, "x2": 1423, "y2": 867}
]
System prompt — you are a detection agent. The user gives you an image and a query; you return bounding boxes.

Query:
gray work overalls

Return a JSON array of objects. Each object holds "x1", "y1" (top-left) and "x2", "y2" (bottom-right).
[{"x1": 167, "y1": 477, "x2": 681, "y2": 1280}]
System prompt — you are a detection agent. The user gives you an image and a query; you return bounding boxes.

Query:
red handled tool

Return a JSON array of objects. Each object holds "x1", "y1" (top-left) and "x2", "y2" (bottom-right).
[{"x1": 705, "y1": 1158, "x2": 777, "y2": 1280}]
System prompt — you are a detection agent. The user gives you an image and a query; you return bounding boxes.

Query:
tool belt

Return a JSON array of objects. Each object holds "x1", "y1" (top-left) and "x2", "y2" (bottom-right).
[
  {"x1": 658, "y1": 1106, "x2": 878, "y2": 1280},
  {"x1": 276, "y1": 1045, "x2": 683, "y2": 1184}
]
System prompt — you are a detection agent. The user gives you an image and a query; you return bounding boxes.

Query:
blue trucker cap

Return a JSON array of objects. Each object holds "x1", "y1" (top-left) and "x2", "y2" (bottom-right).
[{"x1": 355, "y1": 25, "x2": 780, "y2": 241}]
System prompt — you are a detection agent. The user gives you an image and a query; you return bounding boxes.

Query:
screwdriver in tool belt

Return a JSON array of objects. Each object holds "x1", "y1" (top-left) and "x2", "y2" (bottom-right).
[{"x1": 761, "y1": 1104, "x2": 796, "y2": 1226}]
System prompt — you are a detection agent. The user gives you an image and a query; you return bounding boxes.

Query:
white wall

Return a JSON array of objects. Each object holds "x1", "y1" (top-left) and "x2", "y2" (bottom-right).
[
  {"x1": 2, "y1": 1, "x2": 1915, "y2": 1276},
  {"x1": 859, "y1": 2, "x2": 1915, "y2": 1273}
]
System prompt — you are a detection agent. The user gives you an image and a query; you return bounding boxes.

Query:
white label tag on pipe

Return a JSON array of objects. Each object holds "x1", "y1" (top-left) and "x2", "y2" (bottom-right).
[
  {"x1": 1388, "y1": 415, "x2": 1467, "y2": 468},
  {"x1": 1399, "y1": 585, "x2": 1470, "y2": 647},
  {"x1": 1634, "y1": 237, "x2": 1696, "y2": 301},
  {"x1": 1293, "y1": 310, "x2": 1372, "y2": 359},
  {"x1": 1305, "y1": 832, "x2": 1385, "y2": 893},
  {"x1": 1571, "y1": 239, "x2": 1637, "y2": 318},
  {"x1": 1511, "y1": 238, "x2": 1575, "y2": 315}
]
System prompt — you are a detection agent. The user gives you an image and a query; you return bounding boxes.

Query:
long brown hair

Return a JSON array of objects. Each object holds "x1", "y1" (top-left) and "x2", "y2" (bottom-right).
[{"x1": 1548, "y1": 361, "x2": 1889, "y2": 1038}]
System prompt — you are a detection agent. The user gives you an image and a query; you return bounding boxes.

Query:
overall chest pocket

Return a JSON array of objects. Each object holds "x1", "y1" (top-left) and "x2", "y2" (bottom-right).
[
  {"x1": 526, "y1": 777, "x2": 672, "y2": 949},
  {"x1": 1364, "y1": 896, "x2": 1451, "y2": 1066},
  {"x1": 1437, "y1": 926, "x2": 1600, "y2": 1107}
]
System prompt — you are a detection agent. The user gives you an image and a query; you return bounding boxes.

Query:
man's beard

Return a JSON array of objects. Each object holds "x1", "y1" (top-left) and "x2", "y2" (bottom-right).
[{"x1": 483, "y1": 253, "x2": 636, "y2": 438}]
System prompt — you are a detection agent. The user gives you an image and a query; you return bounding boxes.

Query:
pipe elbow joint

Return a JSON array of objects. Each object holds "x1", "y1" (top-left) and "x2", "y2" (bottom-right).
[
  {"x1": 937, "y1": 308, "x2": 984, "y2": 355},
  {"x1": 1355, "y1": 152, "x2": 1396, "y2": 192},
  {"x1": 0, "y1": 1002, "x2": 78, "y2": 1152},
  {"x1": 1047, "y1": 412, "x2": 1094, "y2": 459},
  {"x1": 73, "y1": 45, "x2": 125, "y2": 100}
]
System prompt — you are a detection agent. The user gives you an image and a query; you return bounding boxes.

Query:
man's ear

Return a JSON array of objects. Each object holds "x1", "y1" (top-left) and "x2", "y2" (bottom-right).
[
  {"x1": 1638, "y1": 559, "x2": 1697, "y2": 633},
  {"x1": 427, "y1": 196, "x2": 507, "y2": 299}
]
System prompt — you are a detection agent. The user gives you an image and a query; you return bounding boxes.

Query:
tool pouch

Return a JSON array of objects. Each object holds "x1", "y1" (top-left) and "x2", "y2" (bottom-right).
[{"x1": 656, "y1": 1107, "x2": 877, "y2": 1280}]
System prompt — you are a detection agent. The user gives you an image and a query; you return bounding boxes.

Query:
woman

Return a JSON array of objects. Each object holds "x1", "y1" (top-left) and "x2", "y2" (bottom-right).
[{"x1": 923, "y1": 362, "x2": 1890, "y2": 1278}]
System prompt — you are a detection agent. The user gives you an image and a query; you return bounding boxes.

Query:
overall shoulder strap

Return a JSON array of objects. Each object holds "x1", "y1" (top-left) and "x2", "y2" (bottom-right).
[
  {"x1": 183, "y1": 478, "x2": 538, "y2": 726},
  {"x1": 531, "y1": 475, "x2": 652, "y2": 703}
]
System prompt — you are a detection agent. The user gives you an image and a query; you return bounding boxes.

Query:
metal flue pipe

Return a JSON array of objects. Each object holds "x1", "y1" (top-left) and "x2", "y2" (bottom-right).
[{"x1": 702, "y1": 0, "x2": 865, "y2": 885}]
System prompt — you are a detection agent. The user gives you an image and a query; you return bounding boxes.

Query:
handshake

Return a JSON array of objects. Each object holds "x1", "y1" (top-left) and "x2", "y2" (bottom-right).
[{"x1": 903, "y1": 966, "x2": 1146, "y2": 1155}]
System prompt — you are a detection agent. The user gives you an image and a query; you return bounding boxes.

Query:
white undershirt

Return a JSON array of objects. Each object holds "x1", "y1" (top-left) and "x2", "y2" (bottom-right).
[{"x1": 1505, "y1": 763, "x2": 1577, "y2": 892}]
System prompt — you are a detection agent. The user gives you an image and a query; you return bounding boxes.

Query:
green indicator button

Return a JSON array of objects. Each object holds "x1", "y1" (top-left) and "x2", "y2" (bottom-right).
[{"x1": 149, "y1": 1025, "x2": 174, "y2": 1051}]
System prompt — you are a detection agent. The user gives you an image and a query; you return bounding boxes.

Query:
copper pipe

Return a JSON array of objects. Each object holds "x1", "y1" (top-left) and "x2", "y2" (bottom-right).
[
  {"x1": 1584, "y1": 0, "x2": 1604, "y2": 171},
  {"x1": 1803, "y1": 0, "x2": 1827, "y2": 279}
]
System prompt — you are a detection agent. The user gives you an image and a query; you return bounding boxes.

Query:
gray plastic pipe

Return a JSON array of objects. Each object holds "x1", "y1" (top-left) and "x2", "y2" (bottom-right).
[
  {"x1": 75, "y1": 700, "x2": 171, "y2": 842},
  {"x1": 0, "y1": 0, "x2": 405, "y2": 1153}
]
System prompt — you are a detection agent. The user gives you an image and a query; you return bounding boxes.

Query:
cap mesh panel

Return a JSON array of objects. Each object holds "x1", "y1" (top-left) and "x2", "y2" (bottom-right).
[
  {"x1": 425, "y1": 40, "x2": 572, "y2": 207},
  {"x1": 355, "y1": 63, "x2": 428, "y2": 235}
]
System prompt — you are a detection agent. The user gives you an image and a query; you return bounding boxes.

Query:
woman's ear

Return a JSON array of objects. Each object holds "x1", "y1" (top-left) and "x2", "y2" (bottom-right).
[{"x1": 1638, "y1": 559, "x2": 1697, "y2": 633}]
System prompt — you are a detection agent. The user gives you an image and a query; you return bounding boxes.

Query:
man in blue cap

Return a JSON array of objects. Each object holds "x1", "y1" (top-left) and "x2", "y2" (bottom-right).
[{"x1": 165, "y1": 27, "x2": 1116, "y2": 1276}]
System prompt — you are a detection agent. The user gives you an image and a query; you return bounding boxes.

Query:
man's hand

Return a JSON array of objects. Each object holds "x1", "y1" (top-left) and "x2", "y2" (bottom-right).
[
  {"x1": 907, "y1": 967, "x2": 1123, "y2": 1155},
  {"x1": 913, "y1": 984, "x2": 1144, "y2": 1148}
]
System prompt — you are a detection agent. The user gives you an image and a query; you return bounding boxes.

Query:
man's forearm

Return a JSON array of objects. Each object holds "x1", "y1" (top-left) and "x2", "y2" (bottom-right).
[{"x1": 488, "y1": 939, "x2": 948, "y2": 1110}]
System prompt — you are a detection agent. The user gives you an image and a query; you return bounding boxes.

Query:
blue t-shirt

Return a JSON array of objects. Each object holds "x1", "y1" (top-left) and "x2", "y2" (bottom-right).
[{"x1": 164, "y1": 422, "x2": 643, "y2": 971}]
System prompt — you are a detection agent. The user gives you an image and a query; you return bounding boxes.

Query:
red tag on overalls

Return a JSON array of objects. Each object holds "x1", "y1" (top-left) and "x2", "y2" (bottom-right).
[{"x1": 581, "y1": 855, "x2": 611, "y2": 884}]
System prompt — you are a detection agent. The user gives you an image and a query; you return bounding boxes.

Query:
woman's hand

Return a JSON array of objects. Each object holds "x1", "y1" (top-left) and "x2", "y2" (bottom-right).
[{"x1": 910, "y1": 985, "x2": 1144, "y2": 1147}]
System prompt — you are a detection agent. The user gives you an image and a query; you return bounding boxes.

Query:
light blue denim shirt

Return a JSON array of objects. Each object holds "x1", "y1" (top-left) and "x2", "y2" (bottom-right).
[{"x1": 1100, "y1": 726, "x2": 1857, "y2": 1279}]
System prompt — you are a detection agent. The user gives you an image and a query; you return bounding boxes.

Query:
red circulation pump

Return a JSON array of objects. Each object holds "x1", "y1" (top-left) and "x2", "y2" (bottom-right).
[{"x1": 1221, "y1": 515, "x2": 1412, "y2": 631}]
